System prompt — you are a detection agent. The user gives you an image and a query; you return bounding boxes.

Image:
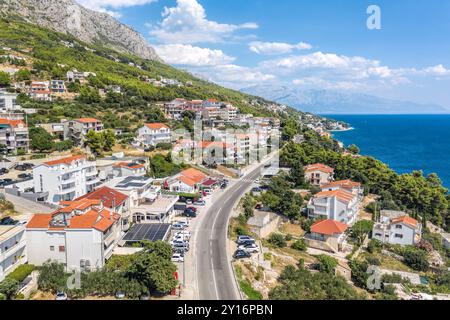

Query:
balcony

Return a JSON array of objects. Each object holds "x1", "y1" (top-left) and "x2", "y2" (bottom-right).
[
  {"x1": 57, "y1": 185, "x2": 76, "y2": 195},
  {"x1": 0, "y1": 239, "x2": 26, "y2": 262},
  {"x1": 86, "y1": 177, "x2": 100, "y2": 185}
]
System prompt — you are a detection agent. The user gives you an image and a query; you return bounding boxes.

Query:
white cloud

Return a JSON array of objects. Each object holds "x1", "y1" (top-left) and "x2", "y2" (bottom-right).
[
  {"x1": 76, "y1": 0, "x2": 157, "y2": 17},
  {"x1": 292, "y1": 78, "x2": 365, "y2": 90},
  {"x1": 154, "y1": 44, "x2": 235, "y2": 66},
  {"x1": 421, "y1": 64, "x2": 450, "y2": 76},
  {"x1": 249, "y1": 41, "x2": 312, "y2": 55},
  {"x1": 148, "y1": 0, "x2": 258, "y2": 44}
]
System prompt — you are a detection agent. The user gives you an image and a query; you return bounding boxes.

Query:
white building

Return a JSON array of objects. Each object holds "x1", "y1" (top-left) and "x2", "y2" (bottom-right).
[
  {"x1": 66, "y1": 70, "x2": 96, "y2": 83},
  {"x1": 0, "y1": 92, "x2": 21, "y2": 113},
  {"x1": 136, "y1": 123, "x2": 171, "y2": 148},
  {"x1": 306, "y1": 219, "x2": 349, "y2": 253},
  {"x1": 0, "y1": 118, "x2": 29, "y2": 154},
  {"x1": 112, "y1": 162, "x2": 146, "y2": 178},
  {"x1": 33, "y1": 155, "x2": 99, "y2": 204},
  {"x1": 0, "y1": 224, "x2": 27, "y2": 282},
  {"x1": 307, "y1": 189, "x2": 359, "y2": 225},
  {"x1": 26, "y1": 199, "x2": 121, "y2": 272},
  {"x1": 63, "y1": 118, "x2": 104, "y2": 146},
  {"x1": 372, "y1": 211, "x2": 422, "y2": 246},
  {"x1": 304, "y1": 163, "x2": 335, "y2": 186},
  {"x1": 321, "y1": 180, "x2": 364, "y2": 199}
]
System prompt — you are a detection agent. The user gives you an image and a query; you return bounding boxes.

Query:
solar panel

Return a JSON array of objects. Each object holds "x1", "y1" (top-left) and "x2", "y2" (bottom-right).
[{"x1": 123, "y1": 223, "x2": 171, "y2": 242}]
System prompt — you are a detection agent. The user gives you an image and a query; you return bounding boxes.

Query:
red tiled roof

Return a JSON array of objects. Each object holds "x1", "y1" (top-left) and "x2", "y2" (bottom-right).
[
  {"x1": 391, "y1": 216, "x2": 419, "y2": 229},
  {"x1": 178, "y1": 175, "x2": 197, "y2": 187},
  {"x1": 145, "y1": 123, "x2": 169, "y2": 130},
  {"x1": 305, "y1": 163, "x2": 334, "y2": 174},
  {"x1": 198, "y1": 141, "x2": 233, "y2": 149},
  {"x1": 77, "y1": 118, "x2": 100, "y2": 123},
  {"x1": 322, "y1": 179, "x2": 361, "y2": 190},
  {"x1": 315, "y1": 189, "x2": 356, "y2": 204},
  {"x1": 0, "y1": 118, "x2": 27, "y2": 128},
  {"x1": 44, "y1": 155, "x2": 85, "y2": 166},
  {"x1": 311, "y1": 219, "x2": 348, "y2": 235},
  {"x1": 75, "y1": 186, "x2": 128, "y2": 209},
  {"x1": 180, "y1": 168, "x2": 207, "y2": 184},
  {"x1": 26, "y1": 214, "x2": 53, "y2": 229},
  {"x1": 58, "y1": 199, "x2": 102, "y2": 213}
]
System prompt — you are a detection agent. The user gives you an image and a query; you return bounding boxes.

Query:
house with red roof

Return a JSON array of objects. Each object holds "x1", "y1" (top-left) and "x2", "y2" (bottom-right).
[
  {"x1": 0, "y1": 117, "x2": 29, "y2": 154},
  {"x1": 307, "y1": 189, "x2": 360, "y2": 225},
  {"x1": 32, "y1": 155, "x2": 99, "y2": 204},
  {"x1": 136, "y1": 123, "x2": 171, "y2": 148},
  {"x1": 305, "y1": 219, "x2": 349, "y2": 253},
  {"x1": 26, "y1": 198, "x2": 121, "y2": 272},
  {"x1": 75, "y1": 186, "x2": 131, "y2": 231},
  {"x1": 167, "y1": 168, "x2": 209, "y2": 194},
  {"x1": 321, "y1": 179, "x2": 364, "y2": 199},
  {"x1": 304, "y1": 163, "x2": 335, "y2": 186},
  {"x1": 373, "y1": 210, "x2": 422, "y2": 246}
]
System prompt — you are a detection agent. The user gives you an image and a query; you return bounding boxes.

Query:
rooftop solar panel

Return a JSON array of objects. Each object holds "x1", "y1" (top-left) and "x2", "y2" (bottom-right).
[{"x1": 123, "y1": 223, "x2": 171, "y2": 242}]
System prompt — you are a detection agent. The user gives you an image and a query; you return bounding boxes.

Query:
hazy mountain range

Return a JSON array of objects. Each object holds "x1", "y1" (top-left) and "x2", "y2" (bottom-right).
[{"x1": 241, "y1": 85, "x2": 450, "y2": 114}]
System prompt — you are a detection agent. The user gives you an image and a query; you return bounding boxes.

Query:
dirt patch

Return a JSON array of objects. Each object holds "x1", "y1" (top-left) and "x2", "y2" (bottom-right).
[{"x1": 279, "y1": 222, "x2": 304, "y2": 238}]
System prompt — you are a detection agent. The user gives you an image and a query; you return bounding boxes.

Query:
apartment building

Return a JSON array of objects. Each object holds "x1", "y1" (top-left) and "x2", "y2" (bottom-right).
[
  {"x1": 112, "y1": 162, "x2": 146, "y2": 178},
  {"x1": 0, "y1": 118, "x2": 29, "y2": 154},
  {"x1": 75, "y1": 186, "x2": 131, "y2": 231},
  {"x1": 304, "y1": 163, "x2": 335, "y2": 186},
  {"x1": 372, "y1": 211, "x2": 422, "y2": 246},
  {"x1": 0, "y1": 92, "x2": 21, "y2": 113},
  {"x1": 26, "y1": 199, "x2": 121, "y2": 272},
  {"x1": 32, "y1": 155, "x2": 99, "y2": 204},
  {"x1": 66, "y1": 70, "x2": 96, "y2": 83},
  {"x1": 321, "y1": 179, "x2": 364, "y2": 199},
  {"x1": 0, "y1": 224, "x2": 27, "y2": 282},
  {"x1": 49, "y1": 80, "x2": 66, "y2": 93},
  {"x1": 307, "y1": 189, "x2": 359, "y2": 225},
  {"x1": 136, "y1": 123, "x2": 171, "y2": 147},
  {"x1": 63, "y1": 118, "x2": 104, "y2": 146}
]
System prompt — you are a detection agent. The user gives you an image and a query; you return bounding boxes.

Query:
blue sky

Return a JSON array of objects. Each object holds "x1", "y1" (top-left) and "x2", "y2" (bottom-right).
[{"x1": 76, "y1": 0, "x2": 450, "y2": 107}]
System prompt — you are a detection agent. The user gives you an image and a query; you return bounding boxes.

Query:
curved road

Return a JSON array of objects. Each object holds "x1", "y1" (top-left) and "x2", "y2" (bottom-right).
[{"x1": 195, "y1": 159, "x2": 273, "y2": 300}]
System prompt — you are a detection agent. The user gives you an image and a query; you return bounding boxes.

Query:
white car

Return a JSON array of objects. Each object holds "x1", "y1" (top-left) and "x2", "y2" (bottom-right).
[
  {"x1": 172, "y1": 223, "x2": 187, "y2": 230},
  {"x1": 171, "y1": 239, "x2": 189, "y2": 247},
  {"x1": 172, "y1": 234, "x2": 189, "y2": 243},
  {"x1": 238, "y1": 243, "x2": 260, "y2": 253},
  {"x1": 176, "y1": 230, "x2": 192, "y2": 239},
  {"x1": 171, "y1": 253, "x2": 184, "y2": 263}
]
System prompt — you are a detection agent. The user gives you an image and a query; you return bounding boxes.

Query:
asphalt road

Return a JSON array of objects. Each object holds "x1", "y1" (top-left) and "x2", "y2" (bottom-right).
[{"x1": 196, "y1": 160, "x2": 272, "y2": 300}]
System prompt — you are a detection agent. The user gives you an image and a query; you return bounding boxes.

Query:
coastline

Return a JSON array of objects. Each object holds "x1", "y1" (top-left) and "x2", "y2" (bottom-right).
[{"x1": 329, "y1": 127, "x2": 354, "y2": 133}]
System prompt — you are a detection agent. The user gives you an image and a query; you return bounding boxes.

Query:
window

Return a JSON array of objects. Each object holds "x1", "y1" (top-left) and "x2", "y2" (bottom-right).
[
  {"x1": 50, "y1": 246, "x2": 55, "y2": 251},
  {"x1": 395, "y1": 225, "x2": 402, "y2": 229},
  {"x1": 59, "y1": 246, "x2": 65, "y2": 252},
  {"x1": 394, "y1": 234, "x2": 403, "y2": 239}
]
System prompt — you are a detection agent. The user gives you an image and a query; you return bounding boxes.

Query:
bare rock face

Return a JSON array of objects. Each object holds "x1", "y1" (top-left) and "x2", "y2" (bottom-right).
[{"x1": 0, "y1": 0, "x2": 162, "y2": 62}]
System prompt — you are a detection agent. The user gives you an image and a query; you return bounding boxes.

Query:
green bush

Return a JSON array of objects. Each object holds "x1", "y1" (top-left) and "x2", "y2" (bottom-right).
[
  {"x1": 239, "y1": 280, "x2": 263, "y2": 300},
  {"x1": 6, "y1": 264, "x2": 35, "y2": 283},
  {"x1": 316, "y1": 254, "x2": 338, "y2": 274},
  {"x1": 291, "y1": 239, "x2": 307, "y2": 252},
  {"x1": 367, "y1": 239, "x2": 383, "y2": 254},
  {"x1": 403, "y1": 248, "x2": 429, "y2": 271},
  {"x1": 285, "y1": 234, "x2": 293, "y2": 242},
  {"x1": 268, "y1": 233, "x2": 287, "y2": 248}
]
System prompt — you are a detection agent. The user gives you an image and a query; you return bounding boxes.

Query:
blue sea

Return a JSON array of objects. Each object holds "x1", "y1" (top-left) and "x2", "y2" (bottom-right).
[{"x1": 327, "y1": 115, "x2": 450, "y2": 189}]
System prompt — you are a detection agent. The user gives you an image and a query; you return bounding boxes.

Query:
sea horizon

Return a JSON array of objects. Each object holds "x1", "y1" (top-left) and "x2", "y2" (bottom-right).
[{"x1": 327, "y1": 114, "x2": 450, "y2": 189}]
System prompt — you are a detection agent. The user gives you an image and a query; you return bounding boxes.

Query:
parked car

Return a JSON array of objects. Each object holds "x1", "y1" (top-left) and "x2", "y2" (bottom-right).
[
  {"x1": 255, "y1": 203, "x2": 262, "y2": 210},
  {"x1": 171, "y1": 239, "x2": 189, "y2": 246},
  {"x1": 18, "y1": 173, "x2": 32, "y2": 179},
  {"x1": 171, "y1": 253, "x2": 185, "y2": 263},
  {"x1": 238, "y1": 243, "x2": 260, "y2": 253},
  {"x1": 115, "y1": 291, "x2": 126, "y2": 300},
  {"x1": 233, "y1": 250, "x2": 251, "y2": 259},
  {"x1": 194, "y1": 200, "x2": 206, "y2": 206},
  {"x1": 172, "y1": 223, "x2": 187, "y2": 230},
  {"x1": 183, "y1": 209, "x2": 197, "y2": 218},
  {"x1": 0, "y1": 168, "x2": 9, "y2": 175},
  {"x1": 172, "y1": 243, "x2": 190, "y2": 252},
  {"x1": 55, "y1": 291, "x2": 68, "y2": 300},
  {"x1": 14, "y1": 164, "x2": 32, "y2": 171},
  {"x1": 177, "y1": 221, "x2": 189, "y2": 227},
  {"x1": 176, "y1": 230, "x2": 191, "y2": 239},
  {"x1": 240, "y1": 239, "x2": 256, "y2": 246},
  {"x1": 186, "y1": 207, "x2": 197, "y2": 213},
  {"x1": 237, "y1": 235, "x2": 255, "y2": 245},
  {"x1": 203, "y1": 189, "x2": 212, "y2": 195},
  {"x1": 252, "y1": 187, "x2": 262, "y2": 193},
  {"x1": 172, "y1": 234, "x2": 190, "y2": 242},
  {"x1": 185, "y1": 199, "x2": 193, "y2": 205},
  {"x1": 220, "y1": 183, "x2": 228, "y2": 189},
  {"x1": 0, "y1": 217, "x2": 18, "y2": 225}
]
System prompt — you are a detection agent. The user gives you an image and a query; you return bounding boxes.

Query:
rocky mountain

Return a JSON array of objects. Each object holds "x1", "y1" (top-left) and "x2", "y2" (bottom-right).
[
  {"x1": 0, "y1": 0, "x2": 161, "y2": 61},
  {"x1": 241, "y1": 84, "x2": 450, "y2": 114}
]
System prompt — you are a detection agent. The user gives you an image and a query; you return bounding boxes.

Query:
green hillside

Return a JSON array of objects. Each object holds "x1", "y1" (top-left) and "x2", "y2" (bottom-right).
[{"x1": 0, "y1": 17, "x2": 290, "y2": 129}]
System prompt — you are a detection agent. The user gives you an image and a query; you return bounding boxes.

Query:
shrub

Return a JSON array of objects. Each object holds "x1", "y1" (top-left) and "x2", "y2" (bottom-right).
[
  {"x1": 6, "y1": 264, "x2": 35, "y2": 283},
  {"x1": 268, "y1": 233, "x2": 287, "y2": 248},
  {"x1": 285, "y1": 234, "x2": 293, "y2": 242},
  {"x1": 366, "y1": 256, "x2": 381, "y2": 266},
  {"x1": 316, "y1": 255, "x2": 338, "y2": 274},
  {"x1": 0, "y1": 278, "x2": 19, "y2": 300},
  {"x1": 291, "y1": 239, "x2": 307, "y2": 252},
  {"x1": 403, "y1": 248, "x2": 429, "y2": 271},
  {"x1": 367, "y1": 239, "x2": 383, "y2": 254}
]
